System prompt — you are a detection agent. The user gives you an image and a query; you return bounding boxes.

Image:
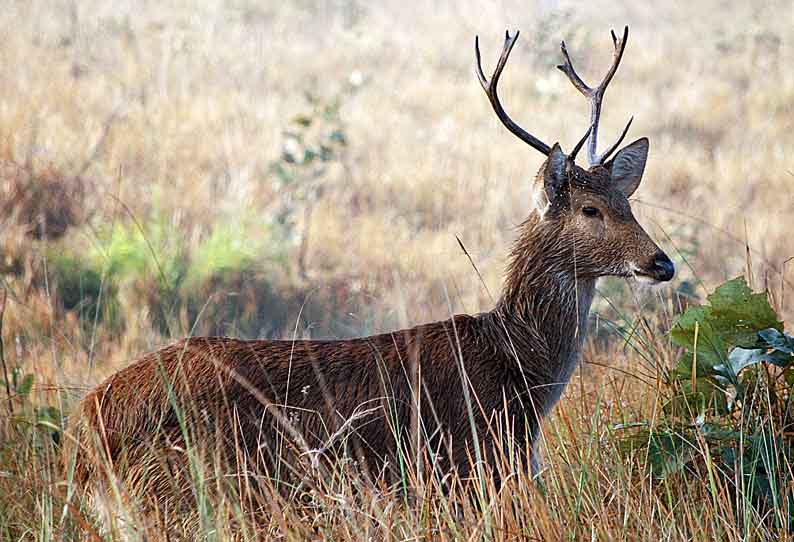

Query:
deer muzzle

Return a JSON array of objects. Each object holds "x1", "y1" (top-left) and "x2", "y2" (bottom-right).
[{"x1": 646, "y1": 251, "x2": 675, "y2": 282}]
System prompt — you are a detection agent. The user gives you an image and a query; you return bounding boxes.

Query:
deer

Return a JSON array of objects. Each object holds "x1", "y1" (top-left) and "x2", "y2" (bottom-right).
[{"x1": 64, "y1": 26, "x2": 674, "y2": 528}]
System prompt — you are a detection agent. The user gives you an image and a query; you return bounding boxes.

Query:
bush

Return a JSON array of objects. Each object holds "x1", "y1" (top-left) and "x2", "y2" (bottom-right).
[
  {"x1": 48, "y1": 218, "x2": 376, "y2": 340},
  {"x1": 49, "y1": 253, "x2": 119, "y2": 329},
  {"x1": 618, "y1": 277, "x2": 794, "y2": 529}
]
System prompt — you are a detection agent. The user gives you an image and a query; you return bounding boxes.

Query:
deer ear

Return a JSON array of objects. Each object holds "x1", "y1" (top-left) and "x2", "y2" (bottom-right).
[
  {"x1": 609, "y1": 137, "x2": 648, "y2": 197},
  {"x1": 533, "y1": 143, "x2": 567, "y2": 214},
  {"x1": 544, "y1": 143, "x2": 568, "y2": 197}
]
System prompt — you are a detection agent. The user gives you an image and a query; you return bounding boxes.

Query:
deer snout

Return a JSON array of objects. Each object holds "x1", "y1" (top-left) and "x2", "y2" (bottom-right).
[
  {"x1": 630, "y1": 250, "x2": 675, "y2": 282},
  {"x1": 647, "y1": 251, "x2": 675, "y2": 282}
]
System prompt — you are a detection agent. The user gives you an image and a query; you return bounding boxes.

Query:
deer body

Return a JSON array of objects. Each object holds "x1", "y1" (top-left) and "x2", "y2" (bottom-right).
[
  {"x1": 66, "y1": 26, "x2": 675, "y2": 524},
  {"x1": 68, "y1": 256, "x2": 594, "y2": 522},
  {"x1": 70, "y1": 214, "x2": 599, "y2": 480}
]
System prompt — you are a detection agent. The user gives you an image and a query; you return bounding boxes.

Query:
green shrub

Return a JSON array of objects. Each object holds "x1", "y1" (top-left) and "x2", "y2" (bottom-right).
[
  {"x1": 52, "y1": 218, "x2": 298, "y2": 338},
  {"x1": 618, "y1": 277, "x2": 794, "y2": 530},
  {"x1": 48, "y1": 253, "x2": 119, "y2": 328}
]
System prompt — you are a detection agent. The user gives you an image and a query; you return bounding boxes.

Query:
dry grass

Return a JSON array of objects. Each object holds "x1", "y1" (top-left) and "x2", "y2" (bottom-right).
[{"x1": 0, "y1": 0, "x2": 793, "y2": 540}]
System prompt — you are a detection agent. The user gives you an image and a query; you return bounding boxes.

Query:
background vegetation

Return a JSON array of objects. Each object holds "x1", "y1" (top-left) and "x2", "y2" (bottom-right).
[{"x1": 1, "y1": 0, "x2": 793, "y2": 539}]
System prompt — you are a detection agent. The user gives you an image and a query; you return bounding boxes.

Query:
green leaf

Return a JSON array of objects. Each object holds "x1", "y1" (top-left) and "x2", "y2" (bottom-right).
[
  {"x1": 700, "y1": 423, "x2": 741, "y2": 442},
  {"x1": 328, "y1": 129, "x2": 347, "y2": 145},
  {"x1": 271, "y1": 163, "x2": 294, "y2": 184},
  {"x1": 303, "y1": 148, "x2": 318, "y2": 164},
  {"x1": 672, "y1": 351, "x2": 723, "y2": 379},
  {"x1": 17, "y1": 373, "x2": 34, "y2": 398},
  {"x1": 706, "y1": 277, "x2": 782, "y2": 347},
  {"x1": 744, "y1": 432, "x2": 782, "y2": 503},
  {"x1": 726, "y1": 342, "x2": 793, "y2": 373},
  {"x1": 670, "y1": 306, "x2": 725, "y2": 363},
  {"x1": 670, "y1": 305, "x2": 705, "y2": 349},
  {"x1": 664, "y1": 376, "x2": 728, "y2": 417},
  {"x1": 647, "y1": 430, "x2": 696, "y2": 478},
  {"x1": 318, "y1": 145, "x2": 334, "y2": 162},
  {"x1": 36, "y1": 406, "x2": 62, "y2": 425},
  {"x1": 670, "y1": 277, "x2": 782, "y2": 363}
]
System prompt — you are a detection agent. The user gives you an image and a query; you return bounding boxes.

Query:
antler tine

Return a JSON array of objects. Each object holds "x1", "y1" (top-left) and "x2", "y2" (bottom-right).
[
  {"x1": 557, "y1": 40, "x2": 591, "y2": 96},
  {"x1": 598, "y1": 116, "x2": 633, "y2": 164},
  {"x1": 601, "y1": 27, "x2": 629, "y2": 90},
  {"x1": 567, "y1": 123, "x2": 593, "y2": 164},
  {"x1": 475, "y1": 31, "x2": 551, "y2": 156},
  {"x1": 556, "y1": 26, "x2": 631, "y2": 165}
]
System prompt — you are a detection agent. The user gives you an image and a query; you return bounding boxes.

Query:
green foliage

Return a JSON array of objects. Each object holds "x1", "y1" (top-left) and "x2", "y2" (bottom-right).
[
  {"x1": 619, "y1": 277, "x2": 794, "y2": 529},
  {"x1": 47, "y1": 89, "x2": 359, "y2": 338},
  {"x1": 90, "y1": 221, "x2": 187, "y2": 293},
  {"x1": 48, "y1": 217, "x2": 308, "y2": 338},
  {"x1": 670, "y1": 277, "x2": 783, "y2": 363},
  {"x1": 97, "y1": 222, "x2": 155, "y2": 277},
  {"x1": 1, "y1": 368, "x2": 64, "y2": 445},
  {"x1": 49, "y1": 223, "x2": 185, "y2": 332},
  {"x1": 269, "y1": 90, "x2": 351, "y2": 248},
  {"x1": 178, "y1": 220, "x2": 290, "y2": 337},
  {"x1": 185, "y1": 221, "x2": 272, "y2": 289},
  {"x1": 49, "y1": 252, "x2": 119, "y2": 327},
  {"x1": 669, "y1": 277, "x2": 787, "y2": 392},
  {"x1": 273, "y1": 91, "x2": 349, "y2": 187},
  {"x1": 7, "y1": 83, "x2": 366, "y2": 345}
]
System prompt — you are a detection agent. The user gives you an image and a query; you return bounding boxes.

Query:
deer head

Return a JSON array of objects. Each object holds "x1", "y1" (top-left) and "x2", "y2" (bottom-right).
[{"x1": 475, "y1": 28, "x2": 674, "y2": 283}]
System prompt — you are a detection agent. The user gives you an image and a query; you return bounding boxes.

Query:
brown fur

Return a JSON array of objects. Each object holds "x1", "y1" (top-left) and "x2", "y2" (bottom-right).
[{"x1": 64, "y1": 155, "x2": 671, "y2": 528}]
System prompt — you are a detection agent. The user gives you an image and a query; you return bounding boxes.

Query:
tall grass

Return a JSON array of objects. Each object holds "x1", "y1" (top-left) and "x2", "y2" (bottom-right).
[{"x1": 4, "y1": 273, "x2": 794, "y2": 540}]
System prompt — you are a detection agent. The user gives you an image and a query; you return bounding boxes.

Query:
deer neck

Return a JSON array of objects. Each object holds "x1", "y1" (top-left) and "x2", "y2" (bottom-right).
[{"x1": 492, "y1": 215, "x2": 595, "y2": 392}]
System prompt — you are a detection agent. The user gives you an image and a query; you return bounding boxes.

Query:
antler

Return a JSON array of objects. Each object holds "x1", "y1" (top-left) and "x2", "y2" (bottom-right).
[
  {"x1": 557, "y1": 26, "x2": 633, "y2": 165},
  {"x1": 475, "y1": 30, "x2": 551, "y2": 156},
  {"x1": 567, "y1": 123, "x2": 593, "y2": 165}
]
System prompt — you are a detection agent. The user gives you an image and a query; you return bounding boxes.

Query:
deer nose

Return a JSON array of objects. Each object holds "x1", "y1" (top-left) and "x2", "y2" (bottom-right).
[{"x1": 650, "y1": 251, "x2": 675, "y2": 282}]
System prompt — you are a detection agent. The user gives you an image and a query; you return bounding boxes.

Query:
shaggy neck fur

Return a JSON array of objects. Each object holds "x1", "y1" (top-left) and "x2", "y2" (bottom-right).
[{"x1": 490, "y1": 212, "x2": 595, "y2": 415}]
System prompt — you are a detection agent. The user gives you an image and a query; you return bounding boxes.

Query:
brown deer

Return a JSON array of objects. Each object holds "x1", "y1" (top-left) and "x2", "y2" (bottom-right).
[{"x1": 65, "y1": 26, "x2": 674, "y2": 523}]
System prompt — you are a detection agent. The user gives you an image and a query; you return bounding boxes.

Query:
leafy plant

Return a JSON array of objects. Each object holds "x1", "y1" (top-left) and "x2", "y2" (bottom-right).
[
  {"x1": 49, "y1": 252, "x2": 120, "y2": 329},
  {"x1": 669, "y1": 277, "x2": 786, "y2": 409},
  {"x1": 269, "y1": 89, "x2": 352, "y2": 278},
  {"x1": 1, "y1": 367, "x2": 64, "y2": 447},
  {"x1": 270, "y1": 90, "x2": 349, "y2": 197},
  {"x1": 618, "y1": 277, "x2": 794, "y2": 528},
  {"x1": 185, "y1": 221, "x2": 275, "y2": 290}
]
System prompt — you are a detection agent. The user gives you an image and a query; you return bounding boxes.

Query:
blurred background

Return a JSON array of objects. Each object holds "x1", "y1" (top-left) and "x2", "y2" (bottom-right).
[{"x1": 0, "y1": 0, "x2": 792, "y2": 389}]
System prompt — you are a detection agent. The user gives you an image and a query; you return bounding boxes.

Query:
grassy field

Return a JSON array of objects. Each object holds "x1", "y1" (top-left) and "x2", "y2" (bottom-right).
[{"x1": 1, "y1": 0, "x2": 793, "y2": 540}]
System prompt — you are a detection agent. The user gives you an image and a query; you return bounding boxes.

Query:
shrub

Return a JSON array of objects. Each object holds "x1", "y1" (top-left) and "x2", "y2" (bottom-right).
[
  {"x1": 48, "y1": 253, "x2": 118, "y2": 329},
  {"x1": 618, "y1": 277, "x2": 794, "y2": 529}
]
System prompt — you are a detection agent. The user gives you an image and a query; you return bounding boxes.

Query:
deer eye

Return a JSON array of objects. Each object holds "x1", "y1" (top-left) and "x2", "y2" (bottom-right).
[{"x1": 582, "y1": 206, "x2": 601, "y2": 218}]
